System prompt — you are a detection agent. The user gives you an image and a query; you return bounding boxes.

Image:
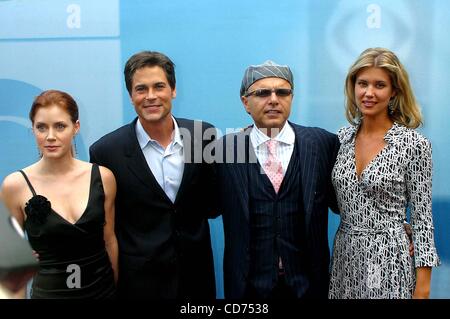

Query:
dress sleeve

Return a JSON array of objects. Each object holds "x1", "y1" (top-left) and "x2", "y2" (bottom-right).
[{"x1": 406, "y1": 137, "x2": 440, "y2": 267}]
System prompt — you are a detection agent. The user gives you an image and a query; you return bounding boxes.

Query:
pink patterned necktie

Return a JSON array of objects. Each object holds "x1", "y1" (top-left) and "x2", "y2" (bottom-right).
[{"x1": 263, "y1": 139, "x2": 284, "y2": 193}]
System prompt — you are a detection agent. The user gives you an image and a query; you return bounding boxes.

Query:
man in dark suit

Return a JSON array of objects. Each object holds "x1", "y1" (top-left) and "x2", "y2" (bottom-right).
[
  {"x1": 215, "y1": 61, "x2": 340, "y2": 299},
  {"x1": 89, "y1": 51, "x2": 216, "y2": 299}
]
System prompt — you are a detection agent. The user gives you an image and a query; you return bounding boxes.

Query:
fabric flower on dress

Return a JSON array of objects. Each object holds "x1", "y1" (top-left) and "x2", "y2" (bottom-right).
[{"x1": 25, "y1": 195, "x2": 51, "y2": 224}]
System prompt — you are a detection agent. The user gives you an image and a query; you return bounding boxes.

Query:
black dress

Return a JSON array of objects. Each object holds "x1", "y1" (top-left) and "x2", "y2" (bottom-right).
[{"x1": 19, "y1": 164, "x2": 116, "y2": 299}]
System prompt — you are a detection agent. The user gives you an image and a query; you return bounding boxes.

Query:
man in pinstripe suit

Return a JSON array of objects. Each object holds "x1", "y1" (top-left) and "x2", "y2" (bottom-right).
[{"x1": 215, "y1": 61, "x2": 340, "y2": 299}]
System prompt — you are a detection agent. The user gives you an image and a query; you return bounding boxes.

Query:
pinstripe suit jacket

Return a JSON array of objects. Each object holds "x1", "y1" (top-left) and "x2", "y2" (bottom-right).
[{"x1": 216, "y1": 122, "x2": 339, "y2": 298}]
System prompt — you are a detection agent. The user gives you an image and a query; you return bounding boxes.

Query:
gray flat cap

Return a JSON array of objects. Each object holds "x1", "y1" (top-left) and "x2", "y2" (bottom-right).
[{"x1": 240, "y1": 60, "x2": 294, "y2": 96}]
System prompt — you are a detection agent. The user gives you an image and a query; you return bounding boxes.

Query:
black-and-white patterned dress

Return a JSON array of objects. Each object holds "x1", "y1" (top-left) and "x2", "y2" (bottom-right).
[{"x1": 329, "y1": 122, "x2": 440, "y2": 299}]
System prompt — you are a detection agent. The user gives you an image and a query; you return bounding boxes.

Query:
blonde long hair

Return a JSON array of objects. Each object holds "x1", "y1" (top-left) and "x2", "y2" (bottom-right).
[{"x1": 345, "y1": 48, "x2": 422, "y2": 128}]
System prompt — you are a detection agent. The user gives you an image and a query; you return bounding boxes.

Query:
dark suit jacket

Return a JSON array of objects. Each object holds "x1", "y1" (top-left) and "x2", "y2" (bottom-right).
[
  {"x1": 89, "y1": 117, "x2": 217, "y2": 299},
  {"x1": 215, "y1": 122, "x2": 339, "y2": 298}
]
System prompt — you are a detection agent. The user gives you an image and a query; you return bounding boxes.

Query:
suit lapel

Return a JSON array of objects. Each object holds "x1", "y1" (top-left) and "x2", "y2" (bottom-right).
[
  {"x1": 125, "y1": 118, "x2": 172, "y2": 203},
  {"x1": 292, "y1": 123, "x2": 318, "y2": 231},
  {"x1": 174, "y1": 118, "x2": 197, "y2": 205},
  {"x1": 228, "y1": 130, "x2": 252, "y2": 222}
]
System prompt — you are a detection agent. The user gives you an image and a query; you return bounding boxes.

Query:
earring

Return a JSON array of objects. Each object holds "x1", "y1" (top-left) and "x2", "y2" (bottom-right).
[
  {"x1": 72, "y1": 137, "x2": 78, "y2": 157},
  {"x1": 37, "y1": 147, "x2": 43, "y2": 159},
  {"x1": 388, "y1": 99, "x2": 395, "y2": 115}
]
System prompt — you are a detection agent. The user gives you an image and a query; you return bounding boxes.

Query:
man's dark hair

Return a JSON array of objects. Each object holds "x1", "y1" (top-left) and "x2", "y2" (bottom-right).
[{"x1": 124, "y1": 51, "x2": 176, "y2": 95}]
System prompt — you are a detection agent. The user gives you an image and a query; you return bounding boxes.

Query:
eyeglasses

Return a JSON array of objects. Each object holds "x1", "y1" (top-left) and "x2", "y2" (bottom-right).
[{"x1": 244, "y1": 88, "x2": 293, "y2": 98}]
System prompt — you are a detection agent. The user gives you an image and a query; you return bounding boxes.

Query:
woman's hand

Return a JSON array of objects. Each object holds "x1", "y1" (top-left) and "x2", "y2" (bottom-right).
[{"x1": 413, "y1": 267, "x2": 432, "y2": 299}]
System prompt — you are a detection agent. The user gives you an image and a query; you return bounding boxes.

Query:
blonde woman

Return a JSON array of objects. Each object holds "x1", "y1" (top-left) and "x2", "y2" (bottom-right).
[{"x1": 329, "y1": 48, "x2": 440, "y2": 299}]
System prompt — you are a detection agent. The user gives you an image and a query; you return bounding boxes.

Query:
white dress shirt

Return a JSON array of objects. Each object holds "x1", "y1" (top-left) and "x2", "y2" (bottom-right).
[
  {"x1": 135, "y1": 117, "x2": 184, "y2": 203},
  {"x1": 250, "y1": 122, "x2": 296, "y2": 270},
  {"x1": 249, "y1": 122, "x2": 296, "y2": 176}
]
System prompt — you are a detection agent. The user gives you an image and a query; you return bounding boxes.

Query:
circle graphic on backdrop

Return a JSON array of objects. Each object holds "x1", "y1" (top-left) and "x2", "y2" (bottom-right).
[
  {"x1": 0, "y1": 79, "x2": 41, "y2": 180},
  {"x1": 325, "y1": 2, "x2": 415, "y2": 73}
]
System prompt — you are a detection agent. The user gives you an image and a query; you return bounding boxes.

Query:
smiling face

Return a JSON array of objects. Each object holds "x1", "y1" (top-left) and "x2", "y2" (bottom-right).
[
  {"x1": 33, "y1": 104, "x2": 79, "y2": 159},
  {"x1": 130, "y1": 66, "x2": 176, "y2": 127},
  {"x1": 354, "y1": 66, "x2": 396, "y2": 120},
  {"x1": 241, "y1": 77, "x2": 293, "y2": 134}
]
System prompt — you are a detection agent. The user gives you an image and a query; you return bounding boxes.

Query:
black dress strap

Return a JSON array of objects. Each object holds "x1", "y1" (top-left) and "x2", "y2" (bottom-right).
[{"x1": 18, "y1": 170, "x2": 37, "y2": 197}]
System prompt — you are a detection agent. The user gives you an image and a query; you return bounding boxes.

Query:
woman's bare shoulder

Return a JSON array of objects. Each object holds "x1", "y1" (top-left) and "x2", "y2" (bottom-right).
[{"x1": 2, "y1": 171, "x2": 28, "y2": 194}]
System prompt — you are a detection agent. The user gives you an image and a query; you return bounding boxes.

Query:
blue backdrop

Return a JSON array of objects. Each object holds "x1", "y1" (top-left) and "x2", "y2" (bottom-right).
[{"x1": 1, "y1": 0, "x2": 449, "y2": 298}]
